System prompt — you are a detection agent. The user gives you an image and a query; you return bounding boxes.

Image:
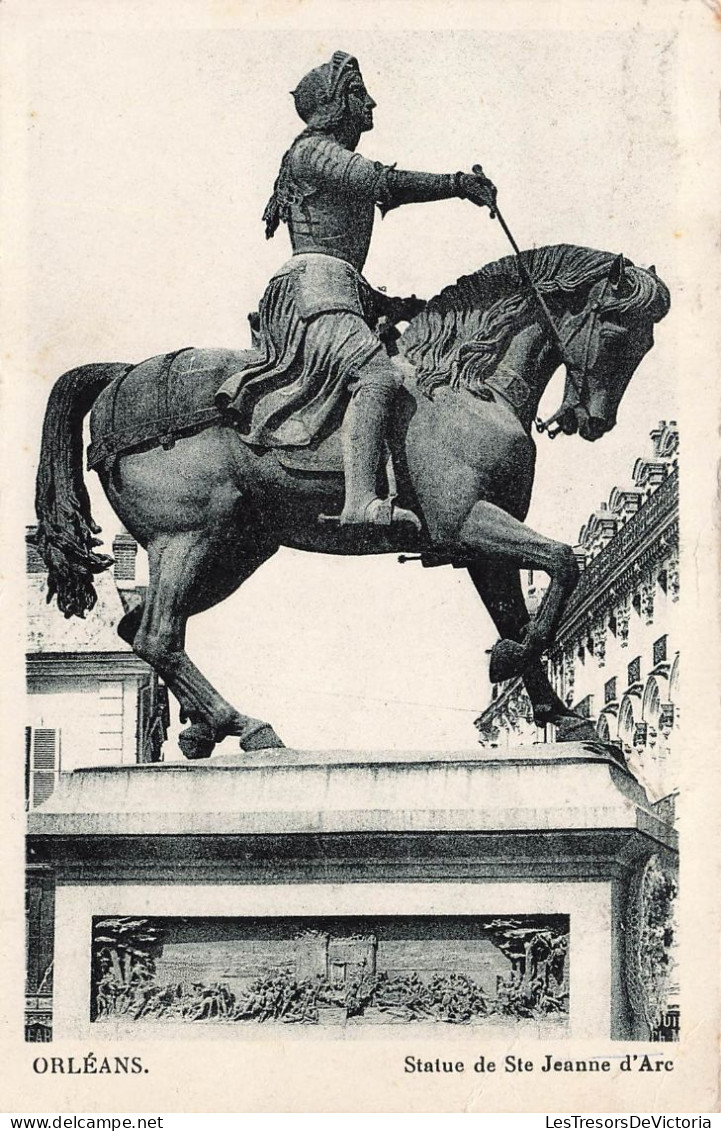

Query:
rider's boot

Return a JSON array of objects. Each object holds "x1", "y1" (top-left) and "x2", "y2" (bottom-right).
[{"x1": 339, "y1": 384, "x2": 421, "y2": 530}]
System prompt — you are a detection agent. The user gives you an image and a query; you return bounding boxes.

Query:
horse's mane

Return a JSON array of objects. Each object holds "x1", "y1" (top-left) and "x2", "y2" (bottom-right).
[{"x1": 399, "y1": 243, "x2": 670, "y2": 396}]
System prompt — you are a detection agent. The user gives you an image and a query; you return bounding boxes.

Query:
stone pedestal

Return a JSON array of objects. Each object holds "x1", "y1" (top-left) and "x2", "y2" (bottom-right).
[{"x1": 27, "y1": 743, "x2": 677, "y2": 1040}]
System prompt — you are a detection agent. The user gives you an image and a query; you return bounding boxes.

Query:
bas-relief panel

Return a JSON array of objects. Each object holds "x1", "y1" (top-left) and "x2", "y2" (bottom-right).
[{"x1": 91, "y1": 914, "x2": 570, "y2": 1028}]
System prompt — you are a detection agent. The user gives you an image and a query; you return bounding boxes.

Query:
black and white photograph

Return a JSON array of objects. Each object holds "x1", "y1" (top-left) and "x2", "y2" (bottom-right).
[{"x1": 2, "y1": 0, "x2": 719, "y2": 1116}]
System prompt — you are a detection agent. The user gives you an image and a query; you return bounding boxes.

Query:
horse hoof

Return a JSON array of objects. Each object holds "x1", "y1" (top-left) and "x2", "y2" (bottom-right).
[
  {"x1": 489, "y1": 638, "x2": 526, "y2": 683},
  {"x1": 240, "y1": 722, "x2": 286, "y2": 752},
  {"x1": 178, "y1": 724, "x2": 215, "y2": 760}
]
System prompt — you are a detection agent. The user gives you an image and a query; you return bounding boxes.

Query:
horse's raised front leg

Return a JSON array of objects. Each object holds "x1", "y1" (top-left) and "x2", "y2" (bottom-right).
[
  {"x1": 459, "y1": 500, "x2": 579, "y2": 683},
  {"x1": 119, "y1": 532, "x2": 283, "y2": 759},
  {"x1": 467, "y1": 560, "x2": 596, "y2": 739}
]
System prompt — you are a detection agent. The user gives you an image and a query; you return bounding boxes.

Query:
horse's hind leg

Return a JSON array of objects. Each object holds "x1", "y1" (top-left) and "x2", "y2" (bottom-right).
[{"x1": 125, "y1": 531, "x2": 283, "y2": 759}]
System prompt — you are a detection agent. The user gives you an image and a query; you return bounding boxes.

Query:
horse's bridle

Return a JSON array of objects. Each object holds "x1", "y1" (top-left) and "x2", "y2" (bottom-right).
[{"x1": 534, "y1": 270, "x2": 615, "y2": 438}]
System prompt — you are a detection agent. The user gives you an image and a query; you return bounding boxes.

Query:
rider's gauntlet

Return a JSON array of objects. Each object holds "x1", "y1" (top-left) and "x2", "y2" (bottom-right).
[{"x1": 379, "y1": 168, "x2": 496, "y2": 216}]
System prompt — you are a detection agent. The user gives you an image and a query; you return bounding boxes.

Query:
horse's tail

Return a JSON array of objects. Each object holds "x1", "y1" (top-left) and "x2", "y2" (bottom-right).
[{"x1": 35, "y1": 363, "x2": 127, "y2": 619}]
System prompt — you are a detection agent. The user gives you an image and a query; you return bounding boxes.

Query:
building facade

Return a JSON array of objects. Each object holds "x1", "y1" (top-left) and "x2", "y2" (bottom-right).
[
  {"x1": 475, "y1": 421, "x2": 679, "y2": 802},
  {"x1": 25, "y1": 526, "x2": 168, "y2": 1040},
  {"x1": 26, "y1": 527, "x2": 168, "y2": 806}
]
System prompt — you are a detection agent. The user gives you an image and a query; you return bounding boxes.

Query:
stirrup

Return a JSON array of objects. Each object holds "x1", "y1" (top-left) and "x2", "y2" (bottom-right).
[
  {"x1": 363, "y1": 498, "x2": 423, "y2": 529},
  {"x1": 361, "y1": 497, "x2": 393, "y2": 525},
  {"x1": 319, "y1": 497, "x2": 421, "y2": 531}
]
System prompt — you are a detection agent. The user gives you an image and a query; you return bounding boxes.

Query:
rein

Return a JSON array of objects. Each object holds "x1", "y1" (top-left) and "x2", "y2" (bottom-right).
[
  {"x1": 461, "y1": 272, "x2": 615, "y2": 436},
  {"x1": 533, "y1": 270, "x2": 614, "y2": 438},
  {"x1": 468, "y1": 171, "x2": 619, "y2": 438}
]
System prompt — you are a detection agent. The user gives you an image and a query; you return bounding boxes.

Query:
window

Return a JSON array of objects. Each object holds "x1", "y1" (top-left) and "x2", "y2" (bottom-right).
[
  {"x1": 653, "y1": 635, "x2": 668, "y2": 666},
  {"x1": 604, "y1": 677, "x2": 618, "y2": 705},
  {"x1": 98, "y1": 681, "x2": 123, "y2": 756},
  {"x1": 27, "y1": 728, "x2": 60, "y2": 809},
  {"x1": 659, "y1": 703, "x2": 675, "y2": 729},
  {"x1": 627, "y1": 656, "x2": 641, "y2": 686}
]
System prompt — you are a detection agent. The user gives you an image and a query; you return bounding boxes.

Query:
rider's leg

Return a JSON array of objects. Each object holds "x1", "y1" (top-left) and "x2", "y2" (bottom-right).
[{"x1": 339, "y1": 356, "x2": 421, "y2": 528}]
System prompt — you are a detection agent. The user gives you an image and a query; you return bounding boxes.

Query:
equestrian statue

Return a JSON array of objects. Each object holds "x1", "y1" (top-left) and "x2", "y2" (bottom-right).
[{"x1": 35, "y1": 52, "x2": 671, "y2": 759}]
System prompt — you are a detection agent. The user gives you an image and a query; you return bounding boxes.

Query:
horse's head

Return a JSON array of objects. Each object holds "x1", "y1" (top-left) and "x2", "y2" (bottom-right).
[
  {"x1": 551, "y1": 256, "x2": 670, "y2": 442},
  {"x1": 400, "y1": 245, "x2": 671, "y2": 422}
]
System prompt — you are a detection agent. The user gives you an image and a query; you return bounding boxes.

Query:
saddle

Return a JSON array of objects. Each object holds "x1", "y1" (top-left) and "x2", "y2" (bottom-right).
[
  {"x1": 274, "y1": 431, "x2": 343, "y2": 474},
  {"x1": 87, "y1": 347, "x2": 396, "y2": 488}
]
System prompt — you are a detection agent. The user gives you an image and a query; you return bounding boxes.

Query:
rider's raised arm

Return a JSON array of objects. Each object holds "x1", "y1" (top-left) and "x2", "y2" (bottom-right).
[
  {"x1": 379, "y1": 168, "x2": 497, "y2": 214},
  {"x1": 291, "y1": 136, "x2": 496, "y2": 212}
]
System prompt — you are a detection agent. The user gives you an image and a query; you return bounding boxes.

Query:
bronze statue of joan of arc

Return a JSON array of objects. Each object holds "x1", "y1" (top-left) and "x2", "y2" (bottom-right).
[{"x1": 215, "y1": 50, "x2": 498, "y2": 529}]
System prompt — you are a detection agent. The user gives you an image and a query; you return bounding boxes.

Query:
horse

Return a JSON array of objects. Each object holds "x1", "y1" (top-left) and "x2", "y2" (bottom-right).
[{"x1": 35, "y1": 244, "x2": 670, "y2": 759}]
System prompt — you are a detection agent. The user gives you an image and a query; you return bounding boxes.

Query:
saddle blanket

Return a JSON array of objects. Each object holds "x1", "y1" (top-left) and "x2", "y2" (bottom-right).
[{"x1": 87, "y1": 346, "x2": 344, "y2": 475}]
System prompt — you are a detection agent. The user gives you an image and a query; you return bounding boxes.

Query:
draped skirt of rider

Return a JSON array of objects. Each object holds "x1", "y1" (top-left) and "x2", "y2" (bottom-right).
[{"x1": 215, "y1": 269, "x2": 384, "y2": 448}]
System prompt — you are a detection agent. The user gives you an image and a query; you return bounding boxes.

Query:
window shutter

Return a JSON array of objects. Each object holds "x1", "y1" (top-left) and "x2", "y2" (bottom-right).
[{"x1": 30, "y1": 729, "x2": 59, "y2": 808}]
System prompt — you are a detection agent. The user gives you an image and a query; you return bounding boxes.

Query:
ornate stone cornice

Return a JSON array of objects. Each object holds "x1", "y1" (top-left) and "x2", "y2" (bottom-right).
[
  {"x1": 551, "y1": 470, "x2": 678, "y2": 653},
  {"x1": 26, "y1": 651, "x2": 151, "y2": 680}
]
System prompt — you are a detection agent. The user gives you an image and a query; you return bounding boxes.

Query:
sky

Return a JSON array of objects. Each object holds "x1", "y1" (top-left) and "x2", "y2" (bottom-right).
[{"x1": 15, "y1": 14, "x2": 680, "y2": 753}]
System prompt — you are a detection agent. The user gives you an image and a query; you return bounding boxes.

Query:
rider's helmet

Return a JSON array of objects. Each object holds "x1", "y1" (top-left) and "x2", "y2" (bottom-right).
[{"x1": 291, "y1": 51, "x2": 363, "y2": 130}]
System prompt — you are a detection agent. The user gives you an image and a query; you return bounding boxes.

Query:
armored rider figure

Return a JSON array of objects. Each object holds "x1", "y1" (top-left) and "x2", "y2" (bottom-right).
[{"x1": 215, "y1": 51, "x2": 497, "y2": 528}]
